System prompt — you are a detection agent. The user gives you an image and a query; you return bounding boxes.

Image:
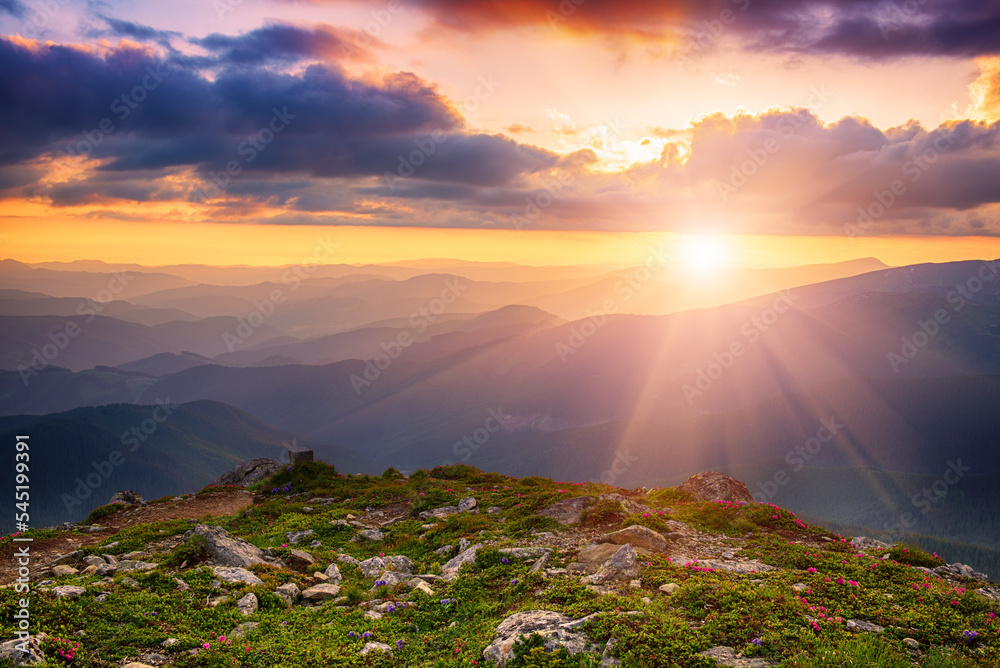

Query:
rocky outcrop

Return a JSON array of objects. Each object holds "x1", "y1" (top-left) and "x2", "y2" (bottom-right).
[
  {"x1": 599, "y1": 525, "x2": 668, "y2": 552},
  {"x1": 483, "y1": 611, "x2": 599, "y2": 663},
  {"x1": 183, "y1": 524, "x2": 284, "y2": 568},
  {"x1": 441, "y1": 543, "x2": 482, "y2": 581},
  {"x1": 211, "y1": 459, "x2": 282, "y2": 487},
  {"x1": 677, "y1": 472, "x2": 754, "y2": 503},
  {"x1": 0, "y1": 634, "x2": 47, "y2": 665},
  {"x1": 699, "y1": 646, "x2": 774, "y2": 667},
  {"x1": 109, "y1": 490, "x2": 146, "y2": 506},
  {"x1": 537, "y1": 496, "x2": 593, "y2": 525}
]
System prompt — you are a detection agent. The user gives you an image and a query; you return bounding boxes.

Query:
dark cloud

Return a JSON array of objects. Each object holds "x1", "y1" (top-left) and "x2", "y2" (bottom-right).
[
  {"x1": 399, "y1": 0, "x2": 1000, "y2": 58},
  {"x1": 98, "y1": 16, "x2": 181, "y2": 42},
  {"x1": 0, "y1": 0, "x2": 26, "y2": 18},
  {"x1": 197, "y1": 23, "x2": 376, "y2": 65}
]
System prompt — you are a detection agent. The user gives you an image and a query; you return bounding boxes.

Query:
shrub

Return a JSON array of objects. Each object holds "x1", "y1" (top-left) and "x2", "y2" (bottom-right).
[
  {"x1": 382, "y1": 467, "x2": 405, "y2": 480},
  {"x1": 580, "y1": 499, "x2": 626, "y2": 528},
  {"x1": 83, "y1": 502, "x2": 122, "y2": 524},
  {"x1": 648, "y1": 487, "x2": 695, "y2": 506},
  {"x1": 508, "y1": 515, "x2": 563, "y2": 536},
  {"x1": 884, "y1": 543, "x2": 944, "y2": 568},
  {"x1": 168, "y1": 534, "x2": 208, "y2": 567}
]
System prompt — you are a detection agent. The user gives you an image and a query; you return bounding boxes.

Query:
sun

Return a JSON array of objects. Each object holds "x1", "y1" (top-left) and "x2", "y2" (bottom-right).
[{"x1": 678, "y1": 234, "x2": 731, "y2": 274}]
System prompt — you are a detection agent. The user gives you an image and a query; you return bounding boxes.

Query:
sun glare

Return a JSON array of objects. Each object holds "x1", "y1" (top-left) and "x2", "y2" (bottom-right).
[{"x1": 678, "y1": 235, "x2": 730, "y2": 274}]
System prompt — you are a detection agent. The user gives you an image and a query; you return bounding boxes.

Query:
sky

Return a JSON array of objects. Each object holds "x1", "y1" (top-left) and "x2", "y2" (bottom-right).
[{"x1": 1, "y1": 0, "x2": 999, "y2": 267}]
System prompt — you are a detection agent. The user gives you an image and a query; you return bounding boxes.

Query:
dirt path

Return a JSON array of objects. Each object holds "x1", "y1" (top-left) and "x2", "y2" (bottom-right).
[{"x1": 0, "y1": 490, "x2": 255, "y2": 586}]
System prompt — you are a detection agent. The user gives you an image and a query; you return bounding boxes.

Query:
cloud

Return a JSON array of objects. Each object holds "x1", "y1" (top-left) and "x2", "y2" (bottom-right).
[
  {"x1": 196, "y1": 22, "x2": 379, "y2": 65},
  {"x1": 394, "y1": 0, "x2": 1000, "y2": 59},
  {"x1": 97, "y1": 16, "x2": 181, "y2": 42},
  {"x1": 967, "y1": 56, "x2": 1000, "y2": 123},
  {"x1": 0, "y1": 0, "x2": 26, "y2": 18}
]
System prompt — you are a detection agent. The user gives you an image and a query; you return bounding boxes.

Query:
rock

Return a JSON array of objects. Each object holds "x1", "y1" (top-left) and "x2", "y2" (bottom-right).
[
  {"x1": 488, "y1": 506, "x2": 503, "y2": 514},
  {"x1": 409, "y1": 579, "x2": 434, "y2": 596},
  {"x1": 975, "y1": 586, "x2": 1000, "y2": 601},
  {"x1": 459, "y1": 537, "x2": 470, "y2": 552},
  {"x1": 161, "y1": 638, "x2": 180, "y2": 648},
  {"x1": 287, "y1": 549, "x2": 315, "y2": 572},
  {"x1": 323, "y1": 563, "x2": 342, "y2": 583},
  {"x1": 83, "y1": 555, "x2": 106, "y2": 567},
  {"x1": 231, "y1": 622, "x2": 260, "y2": 639},
  {"x1": 434, "y1": 544, "x2": 455, "y2": 557},
  {"x1": 903, "y1": 638, "x2": 920, "y2": 649},
  {"x1": 689, "y1": 559, "x2": 776, "y2": 574},
  {"x1": 364, "y1": 610, "x2": 383, "y2": 620},
  {"x1": 236, "y1": 593, "x2": 258, "y2": 616},
  {"x1": 791, "y1": 583, "x2": 808, "y2": 592},
  {"x1": 385, "y1": 555, "x2": 414, "y2": 574},
  {"x1": 174, "y1": 578, "x2": 190, "y2": 591},
  {"x1": 285, "y1": 530, "x2": 314, "y2": 545},
  {"x1": 117, "y1": 560, "x2": 158, "y2": 573},
  {"x1": 338, "y1": 554, "x2": 361, "y2": 566},
  {"x1": 275, "y1": 583, "x2": 301, "y2": 607},
  {"x1": 0, "y1": 634, "x2": 47, "y2": 664},
  {"x1": 699, "y1": 646, "x2": 774, "y2": 667},
  {"x1": 211, "y1": 566, "x2": 264, "y2": 586},
  {"x1": 576, "y1": 543, "x2": 621, "y2": 573},
  {"x1": 52, "y1": 565, "x2": 79, "y2": 577},
  {"x1": 354, "y1": 529, "x2": 385, "y2": 542},
  {"x1": 419, "y1": 505, "x2": 460, "y2": 520},
  {"x1": 95, "y1": 563, "x2": 117, "y2": 576},
  {"x1": 677, "y1": 472, "x2": 754, "y2": 503},
  {"x1": 593, "y1": 544, "x2": 640, "y2": 583},
  {"x1": 109, "y1": 490, "x2": 146, "y2": 505},
  {"x1": 850, "y1": 536, "x2": 892, "y2": 551},
  {"x1": 184, "y1": 524, "x2": 282, "y2": 568},
  {"x1": 658, "y1": 583, "x2": 680, "y2": 594},
  {"x1": 599, "y1": 525, "x2": 667, "y2": 552},
  {"x1": 359, "y1": 642, "x2": 392, "y2": 656},
  {"x1": 138, "y1": 654, "x2": 169, "y2": 666},
  {"x1": 102, "y1": 554, "x2": 119, "y2": 567},
  {"x1": 81, "y1": 565, "x2": 97, "y2": 575},
  {"x1": 371, "y1": 571, "x2": 407, "y2": 589},
  {"x1": 207, "y1": 595, "x2": 230, "y2": 607},
  {"x1": 301, "y1": 583, "x2": 341, "y2": 601},
  {"x1": 846, "y1": 619, "x2": 885, "y2": 634},
  {"x1": 537, "y1": 496, "x2": 594, "y2": 525},
  {"x1": 458, "y1": 496, "x2": 477, "y2": 512},
  {"x1": 289, "y1": 449, "x2": 313, "y2": 466},
  {"x1": 53, "y1": 585, "x2": 86, "y2": 599},
  {"x1": 483, "y1": 611, "x2": 599, "y2": 663},
  {"x1": 441, "y1": 543, "x2": 482, "y2": 581},
  {"x1": 212, "y1": 458, "x2": 282, "y2": 487},
  {"x1": 122, "y1": 663, "x2": 157, "y2": 668},
  {"x1": 358, "y1": 557, "x2": 387, "y2": 578}
]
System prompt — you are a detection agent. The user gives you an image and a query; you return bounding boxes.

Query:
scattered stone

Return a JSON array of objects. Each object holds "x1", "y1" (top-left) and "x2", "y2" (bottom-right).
[
  {"x1": 599, "y1": 525, "x2": 667, "y2": 552},
  {"x1": 699, "y1": 645, "x2": 774, "y2": 667},
  {"x1": 441, "y1": 543, "x2": 483, "y2": 581},
  {"x1": 117, "y1": 560, "x2": 158, "y2": 573},
  {"x1": 537, "y1": 496, "x2": 594, "y2": 525},
  {"x1": 459, "y1": 537, "x2": 471, "y2": 552},
  {"x1": 122, "y1": 663, "x2": 157, "y2": 668},
  {"x1": 338, "y1": 554, "x2": 361, "y2": 567},
  {"x1": 52, "y1": 565, "x2": 79, "y2": 577},
  {"x1": 409, "y1": 579, "x2": 434, "y2": 596},
  {"x1": 275, "y1": 583, "x2": 301, "y2": 607},
  {"x1": 236, "y1": 593, "x2": 258, "y2": 616},
  {"x1": 846, "y1": 619, "x2": 885, "y2": 634},
  {"x1": 53, "y1": 585, "x2": 86, "y2": 599},
  {"x1": 588, "y1": 544, "x2": 640, "y2": 583},
  {"x1": 324, "y1": 563, "x2": 342, "y2": 583},
  {"x1": 791, "y1": 583, "x2": 808, "y2": 592},
  {"x1": 358, "y1": 556, "x2": 387, "y2": 578},
  {"x1": 222, "y1": 623, "x2": 256, "y2": 642},
  {"x1": 458, "y1": 496, "x2": 478, "y2": 512},
  {"x1": 285, "y1": 530, "x2": 315, "y2": 545},
  {"x1": 677, "y1": 472, "x2": 754, "y2": 503},
  {"x1": 83, "y1": 555, "x2": 106, "y2": 567},
  {"x1": 211, "y1": 566, "x2": 264, "y2": 586},
  {"x1": 386, "y1": 555, "x2": 414, "y2": 574},
  {"x1": 975, "y1": 586, "x2": 1000, "y2": 601},
  {"x1": 434, "y1": 544, "x2": 455, "y2": 557},
  {"x1": 174, "y1": 578, "x2": 190, "y2": 591},
  {"x1": 207, "y1": 595, "x2": 230, "y2": 607},
  {"x1": 161, "y1": 638, "x2": 180, "y2": 648},
  {"x1": 287, "y1": 549, "x2": 316, "y2": 572},
  {"x1": 103, "y1": 554, "x2": 119, "y2": 567},
  {"x1": 301, "y1": 583, "x2": 341, "y2": 601},
  {"x1": 483, "y1": 610, "x2": 599, "y2": 663},
  {"x1": 903, "y1": 638, "x2": 920, "y2": 650},
  {"x1": 850, "y1": 537, "x2": 892, "y2": 551},
  {"x1": 688, "y1": 559, "x2": 776, "y2": 574},
  {"x1": 576, "y1": 543, "x2": 622, "y2": 573},
  {"x1": 658, "y1": 583, "x2": 679, "y2": 595},
  {"x1": 354, "y1": 529, "x2": 385, "y2": 542},
  {"x1": 138, "y1": 653, "x2": 169, "y2": 665},
  {"x1": 359, "y1": 642, "x2": 392, "y2": 656},
  {"x1": 0, "y1": 633, "x2": 47, "y2": 664}
]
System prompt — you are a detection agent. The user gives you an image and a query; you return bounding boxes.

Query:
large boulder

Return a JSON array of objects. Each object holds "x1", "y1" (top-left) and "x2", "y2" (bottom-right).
[
  {"x1": 441, "y1": 543, "x2": 482, "y2": 581},
  {"x1": 483, "y1": 611, "x2": 599, "y2": 663},
  {"x1": 536, "y1": 496, "x2": 594, "y2": 525},
  {"x1": 184, "y1": 524, "x2": 283, "y2": 568},
  {"x1": 0, "y1": 634, "x2": 47, "y2": 665},
  {"x1": 585, "y1": 544, "x2": 641, "y2": 583},
  {"x1": 211, "y1": 459, "x2": 282, "y2": 487},
  {"x1": 599, "y1": 525, "x2": 668, "y2": 552},
  {"x1": 677, "y1": 472, "x2": 754, "y2": 504}
]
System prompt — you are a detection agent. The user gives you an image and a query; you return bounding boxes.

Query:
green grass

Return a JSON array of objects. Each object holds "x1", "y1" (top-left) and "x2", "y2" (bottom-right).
[{"x1": 3, "y1": 462, "x2": 998, "y2": 667}]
